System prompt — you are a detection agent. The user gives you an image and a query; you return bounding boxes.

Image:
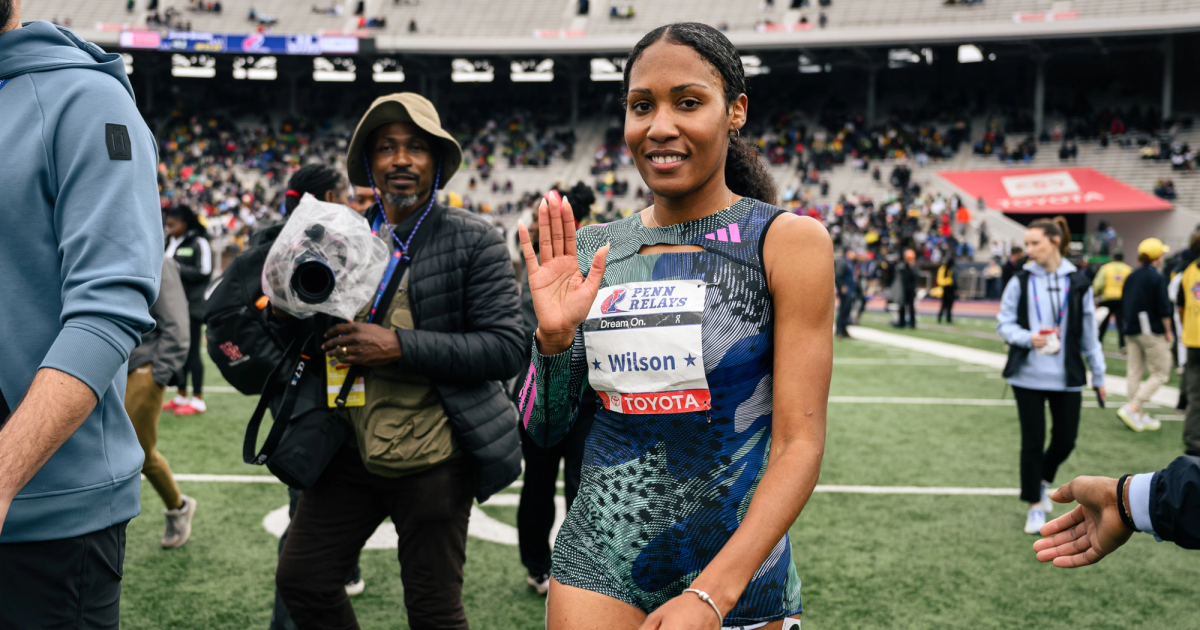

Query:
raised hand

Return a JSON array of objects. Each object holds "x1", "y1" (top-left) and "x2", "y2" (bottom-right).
[
  {"x1": 1032, "y1": 475, "x2": 1134, "y2": 568},
  {"x1": 518, "y1": 191, "x2": 609, "y2": 355}
]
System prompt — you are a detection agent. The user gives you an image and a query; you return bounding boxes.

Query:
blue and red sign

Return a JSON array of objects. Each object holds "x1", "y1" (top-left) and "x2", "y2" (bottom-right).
[{"x1": 119, "y1": 30, "x2": 358, "y2": 55}]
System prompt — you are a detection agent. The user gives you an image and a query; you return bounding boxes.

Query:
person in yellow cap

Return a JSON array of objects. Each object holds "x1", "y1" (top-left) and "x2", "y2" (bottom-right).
[
  {"x1": 1117, "y1": 237, "x2": 1174, "y2": 431},
  {"x1": 1173, "y1": 231, "x2": 1200, "y2": 456},
  {"x1": 274, "y1": 93, "x2": 524, "y2": 629}
]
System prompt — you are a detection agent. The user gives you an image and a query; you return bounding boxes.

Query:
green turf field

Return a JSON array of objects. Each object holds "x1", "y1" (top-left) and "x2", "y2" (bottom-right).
[{"x1": 120, "y1": 325, "x2": 1198, "y2": 629}]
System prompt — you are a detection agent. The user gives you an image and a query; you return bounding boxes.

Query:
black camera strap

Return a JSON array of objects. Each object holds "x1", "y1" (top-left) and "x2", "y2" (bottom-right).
[
  {"x1": 244, "y1": 203, "x2": 444, "y2": 466},
  {"x1": 335, "y1": 203, "x2": 442, "y2": 408},
  {"x1": 244, "y1": 335, "x2": 307, "y2": 465},
  {"x1": 334, "y1": 258, "x2": 406, "y2": 409}
]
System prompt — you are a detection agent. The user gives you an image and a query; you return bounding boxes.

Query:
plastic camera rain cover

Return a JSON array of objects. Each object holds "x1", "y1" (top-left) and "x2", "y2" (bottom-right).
[{"x1": 261, "y1": 194, "x2": 390, "y2": 320}]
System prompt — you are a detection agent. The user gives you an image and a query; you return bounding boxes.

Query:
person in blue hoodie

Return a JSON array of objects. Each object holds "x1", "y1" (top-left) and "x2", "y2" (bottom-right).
[
  {"x1": 998, "y1": 216, "x2": 1106, "y2": 536},
  {"x1": 0, "y1": 4, "x2": 162, "y2": 627}
]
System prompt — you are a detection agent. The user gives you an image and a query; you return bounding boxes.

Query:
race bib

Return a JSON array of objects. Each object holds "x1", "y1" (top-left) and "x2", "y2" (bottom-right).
[
  {"x1": 326, "y1": 357, "x2": 365, "y2": 407},
  {"x1": 583, "y1": 280, "x2": 711, "y2": 414}
]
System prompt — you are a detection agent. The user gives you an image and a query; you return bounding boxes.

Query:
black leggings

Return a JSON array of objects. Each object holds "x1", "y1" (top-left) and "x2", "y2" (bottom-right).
[
  {"x1": 181, "y1": 316, "x2": 203, "y2": 396},
  {"x1": 937, "y1": 286, "x2": 956, "y2": 323},
  {"x1": 1012, "y1": 386, "x2": 1081, "y2": 504},
  {"x1": 517, "y1": 406, "x2": 593, "y2": 577}
]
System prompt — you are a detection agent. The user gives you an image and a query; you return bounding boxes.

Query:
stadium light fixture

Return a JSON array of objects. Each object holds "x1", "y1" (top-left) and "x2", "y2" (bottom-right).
[
  {"x1": 741, "y1": 56, "x2": 770, "y2": 77},
  {"x1": 958, "y1": 45, "x2": 984, "y2": 64},
  {"x1": 314, "y1": 57, "x2": 357, "y2": 82},
  {"x1": 451, "y1": 59, "x2": 495, "y2": 83},
  {"x1": 798, "y1": 54, "x2": 824, "y2": 74},
  {"x1": 511, "y1": 59, "x2": 554, "y2": 83},
  {"x1": 589, "y1": 57, "x2": 625, "y2": 82},
  {"x1": 170, "y1": 54, "x2": 216, "y2": 78},
  {"x1": 887, "y1": 48, "x2": 922, "y2": 69},
  {"x1": 121, "y1": 53, "x2": 134, "y2": 75},
  {"x1": 988, "y1": 53, "x2": 997, "y2": 61},
  {"x1": 372, "y1": 59, "x2": 405, "y2": 83},
  {"x1": 233, "y1": 56, "x2": 278, "y2": 80}
]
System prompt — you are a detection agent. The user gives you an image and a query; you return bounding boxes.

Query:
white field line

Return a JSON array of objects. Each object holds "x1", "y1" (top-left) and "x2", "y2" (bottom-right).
[
  {"x1": 832, "y1": 358, "x2": 959, "y2": 365},
  {"x1": 813, "y1": 486, "x2": 1018, "y2": 496},
  {"x1": 847, "y1": 325, "x2": 1182, "y2": 408},
  {"x1": 829, "y1": 395, "x2": 1174, "y2": 414},
  {"x1": 160, "y1": 473, "x2": 1023, "y2": 495},
  {"x1": 201, "y1": 385, "x2": 240, "y2": 393}
]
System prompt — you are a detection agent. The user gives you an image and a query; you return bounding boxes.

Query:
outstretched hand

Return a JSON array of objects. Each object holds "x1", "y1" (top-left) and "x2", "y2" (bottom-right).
[
  {"x1": 518, "y1": 191, "x2": 609, "y2": 355},
  {"x1": 1033, "y1": 475, "x2": 1133, "y2": 568}
]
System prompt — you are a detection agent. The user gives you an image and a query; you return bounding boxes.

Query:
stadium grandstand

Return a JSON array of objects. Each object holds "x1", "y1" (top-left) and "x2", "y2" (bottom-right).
[
  {"x1": 4, "y1": 2, "x2": 1200, "y2": 627},
  {"x1": 21, "y1": 1, "x2": 1199, "y2": 275}
]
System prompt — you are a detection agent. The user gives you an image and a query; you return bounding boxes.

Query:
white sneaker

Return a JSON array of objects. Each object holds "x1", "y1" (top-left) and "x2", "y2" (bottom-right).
[
  {"x1": 162, "y1": 495, "x2": 197, "y2": 549},
  {"x1": 1140, "y1": 413, "x2": 1162, "y2": 431},
  {"x1": 1039, "y1": 481, "x2": 1055, "y2": 515},
  {"x1": 526, "y1": 573, "x2": 550, "y2": 596},
  {"x1": 1117, "y1": 405, "x2": 1144, "y2": 432},
  {"x1": 1024, "y1": 508, "x2": 1046, "y2": 535},
  {"x1": 344, "y1": 577, "x2": 366, "y2": 597}
]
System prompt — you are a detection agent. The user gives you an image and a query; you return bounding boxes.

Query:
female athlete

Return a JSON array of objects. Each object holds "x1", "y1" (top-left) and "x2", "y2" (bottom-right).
[{"x1": 517, "y1": 22, "x2": 832, "y2": 630}]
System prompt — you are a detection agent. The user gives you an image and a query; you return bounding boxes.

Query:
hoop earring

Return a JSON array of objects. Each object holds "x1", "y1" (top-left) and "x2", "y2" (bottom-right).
[{"x1": 729, "y1": 128, "x2": 741, "y2": 140}]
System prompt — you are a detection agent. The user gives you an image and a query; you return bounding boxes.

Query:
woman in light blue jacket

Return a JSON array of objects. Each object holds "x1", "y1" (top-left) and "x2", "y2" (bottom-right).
[{"x1": 997, "y1": 217, "x2": 1106, "y2": 535}]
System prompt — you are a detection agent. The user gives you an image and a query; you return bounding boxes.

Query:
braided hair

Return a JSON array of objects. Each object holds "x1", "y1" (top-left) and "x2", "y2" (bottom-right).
[
  {"x1": 284, "y1": 164, "x2": 346, "y2": 214},
  {"x1": 622, "y1": 22, "x2": 777, "y2": 206}
]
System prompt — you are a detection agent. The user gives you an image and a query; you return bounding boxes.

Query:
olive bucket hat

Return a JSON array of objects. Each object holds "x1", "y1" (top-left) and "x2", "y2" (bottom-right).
[{"x1": 346, "y1": 92, "x2": 462, "y2": 189}]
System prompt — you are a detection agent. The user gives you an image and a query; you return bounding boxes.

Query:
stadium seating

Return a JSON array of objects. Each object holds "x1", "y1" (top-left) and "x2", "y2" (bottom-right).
[
  {"x1": 25, "y1": 0, "x2": 1198, "y2": 38},
  {"x1": 821, "y1": 0, "x2": 1199, "y2": 29},
  {"x1": 21, "y1": 0, "x2": 132, "y2": 31},
  {"x1": 961, "y1": 122, "x2": 1200, "y2": 212}
]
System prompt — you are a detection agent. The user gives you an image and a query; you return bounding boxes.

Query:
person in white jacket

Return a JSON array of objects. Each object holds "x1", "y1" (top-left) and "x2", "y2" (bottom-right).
[{"x1": 997, "y1": 217, "x2": 1107, "y2": 534}]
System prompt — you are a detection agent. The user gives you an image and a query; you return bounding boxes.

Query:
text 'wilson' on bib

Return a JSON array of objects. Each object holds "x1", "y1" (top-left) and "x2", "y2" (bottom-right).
[{"x1": 583, "y1": 280, "x2": 711, "y2": 415}]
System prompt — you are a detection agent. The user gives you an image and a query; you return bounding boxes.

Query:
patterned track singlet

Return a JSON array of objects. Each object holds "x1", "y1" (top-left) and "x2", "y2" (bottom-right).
[{"x1": 516, "y1": 198, "x2": 802, "y2": 625}]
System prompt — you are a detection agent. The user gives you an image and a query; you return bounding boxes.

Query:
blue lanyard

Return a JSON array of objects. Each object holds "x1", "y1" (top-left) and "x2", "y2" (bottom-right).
[
  {"x1": 365, "y1": 243, "x2": 403, "y2": 324},
  {"x1": 0, "y1": 79, "x2": 8, "y2": 93},
  {"x1": 365, "y1": 211, "x2": 413, "y2": 325},
  {"x1": 359, "y1": 150, "x2": 442, "y2": 322},
  {"x1": 1031, "y1": 274, "x2": 1069, "y2": 329}
]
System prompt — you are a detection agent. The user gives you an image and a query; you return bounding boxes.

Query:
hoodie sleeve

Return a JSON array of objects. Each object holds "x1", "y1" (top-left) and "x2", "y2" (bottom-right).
[
  {"x1": 996, "y1": 276, "x2": 1032, "y2": 348},
  {"x1": 34, "y1": 70, "x2": 162, "y2": 399}
]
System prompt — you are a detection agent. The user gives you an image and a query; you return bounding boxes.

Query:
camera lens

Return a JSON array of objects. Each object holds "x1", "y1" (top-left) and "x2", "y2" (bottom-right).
[{"x1": 291, "y1": 256, "x2": 336, "y2": 304}]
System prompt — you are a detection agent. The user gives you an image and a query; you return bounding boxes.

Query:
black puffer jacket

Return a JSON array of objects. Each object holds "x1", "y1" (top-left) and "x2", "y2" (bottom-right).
[{"x1": 374, "y1": 203, "x2": 525, "y2": 502}]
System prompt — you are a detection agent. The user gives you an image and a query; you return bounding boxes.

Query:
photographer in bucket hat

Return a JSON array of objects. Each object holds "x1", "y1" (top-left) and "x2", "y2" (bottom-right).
[
  {"x1": 275, "y1": 93, "x2": 524, "y2": 630},
  {"x1": 1117, "y1": 238, "x2": 1174, "y2": 432}
]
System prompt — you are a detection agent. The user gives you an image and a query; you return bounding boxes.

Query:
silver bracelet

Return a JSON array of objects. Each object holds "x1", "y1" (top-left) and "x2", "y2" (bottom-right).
[{"x1": 682, "y1": 588, "x2": 723, "y2": 625}]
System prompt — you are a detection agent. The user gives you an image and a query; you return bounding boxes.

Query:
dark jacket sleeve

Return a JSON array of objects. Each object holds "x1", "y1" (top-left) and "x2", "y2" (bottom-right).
[
  {"x1": 149, "y1": 259, "x2": 192, "y2": 386},
  {"x1": 1158, "y1": 274, "x2": 1173, "y2": 321},
  {"x1": 1150, "y1": 455, "x2": 1200, "y2": 549},
  {"x1": 174, "y1": 234, "x2": 213, "y2": 286},
  {"x1": 395, "y1": 225, "x2": 524, "y2": 384}
]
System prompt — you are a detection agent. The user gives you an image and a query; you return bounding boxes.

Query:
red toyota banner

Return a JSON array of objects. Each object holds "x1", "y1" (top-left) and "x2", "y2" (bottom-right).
[{"x1": 937, "y1": 167, "x2": 1173, "y2": 213}]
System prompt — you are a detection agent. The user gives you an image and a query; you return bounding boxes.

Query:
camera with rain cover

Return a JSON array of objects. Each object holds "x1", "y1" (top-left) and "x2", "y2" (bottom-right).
[{"x1": 262, "y1": 194, "x2": 389, "y2": 321}]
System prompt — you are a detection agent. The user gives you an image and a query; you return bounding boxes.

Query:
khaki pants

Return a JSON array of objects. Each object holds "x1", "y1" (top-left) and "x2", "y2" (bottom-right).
[
  {"x1": 125, "y1": 363, "x2": 182, "y2": 510},
  {"x1": 1184, "y1": 349, "x2": 1200, "y2": 456},
  {"x1": 1126, "y1": 334, "x2": 1172, "y2": 411}
]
